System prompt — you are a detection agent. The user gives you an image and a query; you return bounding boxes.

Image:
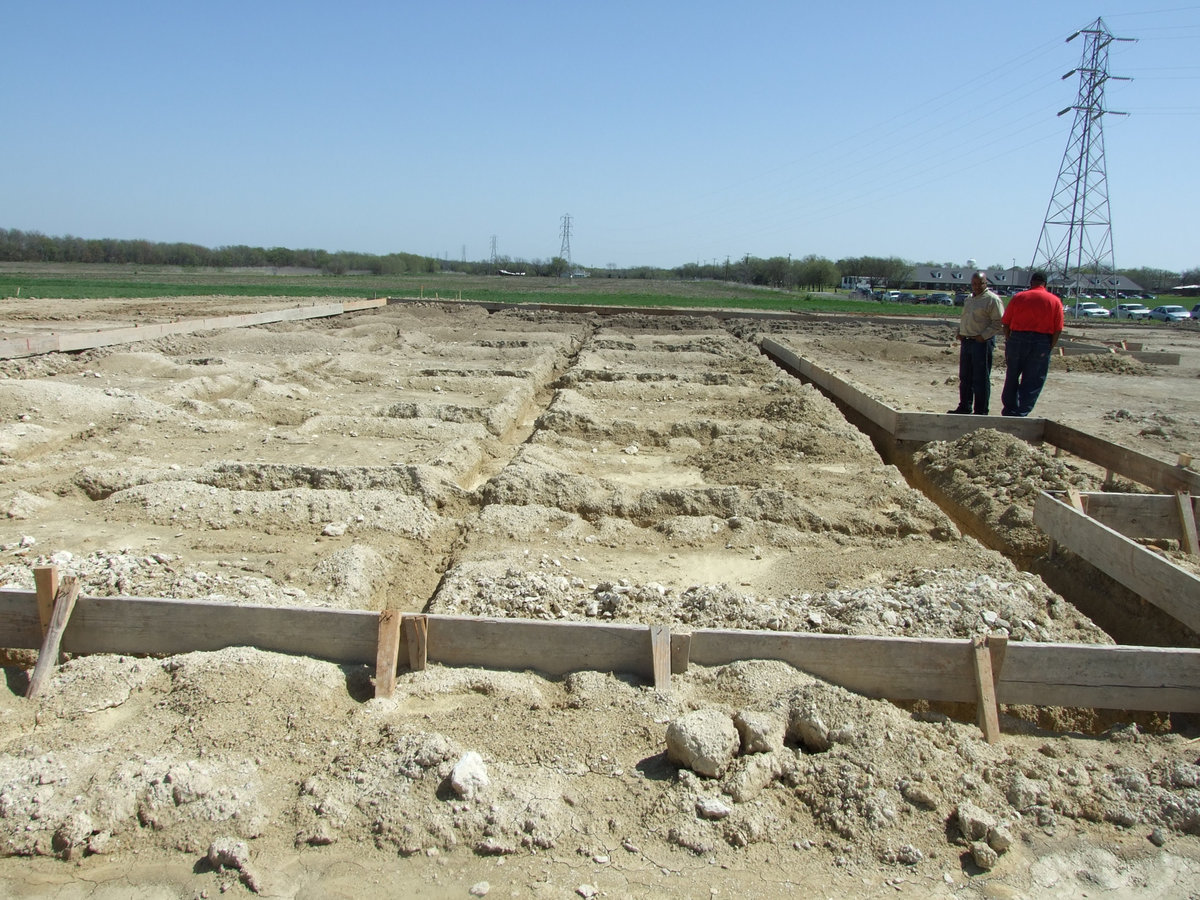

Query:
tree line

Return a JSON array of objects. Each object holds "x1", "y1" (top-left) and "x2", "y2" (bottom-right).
[{"x1": 2, "y1": 229, "x2": 1195, "y2": 291}]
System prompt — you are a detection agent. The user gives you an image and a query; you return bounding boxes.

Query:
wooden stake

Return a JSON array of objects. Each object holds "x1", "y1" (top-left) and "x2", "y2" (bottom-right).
[
  {"x1": 33, "y1": 566, "x2": 58, "y2": 637},
  {"x1": 403, "y1": 615, "x2": 428, "y2": 672},
  {"x1": 374, "y1": 610, "x2": 402, "y2": 699},
  {"x1": 971, "y1": 635, "x2": 1002, "y2": 744},
  {"x1": 25, "y1": 576, "x2": 81, "y2": 699},
  {"x1": 649, "y1": 625, "x2": 671, "y2": 693},
  {"x1": 1177, "y1": 492, "x2": 1200, "y2": 556}
]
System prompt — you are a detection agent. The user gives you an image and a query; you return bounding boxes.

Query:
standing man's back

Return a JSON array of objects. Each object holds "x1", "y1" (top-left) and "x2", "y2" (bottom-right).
[{"x1": 1000, "y1": 273, "x2": 1064, "y2": 417}]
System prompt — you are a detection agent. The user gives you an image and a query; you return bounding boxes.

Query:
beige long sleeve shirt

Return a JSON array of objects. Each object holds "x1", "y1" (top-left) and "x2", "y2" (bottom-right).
[{"x1": 957, "y1": 289, "x2": 1005, "y2": 340}]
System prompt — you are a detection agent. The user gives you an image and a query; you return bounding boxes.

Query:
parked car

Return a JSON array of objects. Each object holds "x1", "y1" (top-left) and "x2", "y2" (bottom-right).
[
  {"x1": 1068, "y1": 301, "x2": 1110, "y2": 318},
  {"x1": 1149, "y1": 305, "x2": 1192, "y2": 323},
  {"x1": 1113, "y1": 303, "x2": 1152, "y2": 320},
  {"x1": 927, "y1": 292, "x2": 954, "y2": 306},
  {"x1": 1192, "y1": 303, "x2": 1200, "y2": 318}
]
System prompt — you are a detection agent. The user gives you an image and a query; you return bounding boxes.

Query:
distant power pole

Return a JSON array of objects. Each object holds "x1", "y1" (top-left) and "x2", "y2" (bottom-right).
[
  {"x1": 1030, "y1": 17, "x2": 1133, "y2": 299},
  {"x1": 559, "y1": 213, "x2": 572, "y2": 267},
  {"x1": 489, "y1": 235, "x2": 498, "y2": 265}
]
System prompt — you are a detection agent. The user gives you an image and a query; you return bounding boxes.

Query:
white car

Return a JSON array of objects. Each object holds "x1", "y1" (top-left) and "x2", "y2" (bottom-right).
[
  {"x1": 1149, "y1": 305, "x2": 1192, "y2": 323},
  {"x1": 1068, "y1": 301, "x2": 1110, "y2": 318},
  {"x1": 1113, "y1": 303, "x2": 1151, "y2": 320}
]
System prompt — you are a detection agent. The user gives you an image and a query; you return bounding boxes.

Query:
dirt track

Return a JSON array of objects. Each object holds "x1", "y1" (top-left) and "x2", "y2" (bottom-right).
[{"x1": 1, "y1": 297, "x2": 1199, "y2": 898}]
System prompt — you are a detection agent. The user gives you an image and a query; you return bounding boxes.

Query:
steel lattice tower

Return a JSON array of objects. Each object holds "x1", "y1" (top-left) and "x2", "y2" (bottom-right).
[
  {"x1": 559, "y1": 213, "x2": 572, "y2": 266},
  {"x1": 1030, "y1": 17, "x2": 1133, "y2": 298}
]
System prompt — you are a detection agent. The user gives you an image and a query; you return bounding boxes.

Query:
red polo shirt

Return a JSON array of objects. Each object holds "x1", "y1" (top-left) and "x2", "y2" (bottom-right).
[{"x1": 1002, "y1": 286, "x2": 1064, "y2": 334}]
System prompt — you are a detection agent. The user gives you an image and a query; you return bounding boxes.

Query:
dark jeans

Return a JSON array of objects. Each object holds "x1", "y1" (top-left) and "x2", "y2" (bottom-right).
[
  {"x1": 956, "y1": 337, "x2": 995, "y2": 414},
  {"x1": 1001, "y1": 331, "x2": 1052, "y2": 417}
]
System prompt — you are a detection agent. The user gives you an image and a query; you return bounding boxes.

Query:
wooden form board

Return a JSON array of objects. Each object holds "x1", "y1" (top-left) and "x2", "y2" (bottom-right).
[
  {"x1": 3, "y1": 589, "x2": 1198, "y2": 712},
  {"x1": 757, "y1": 339, "x2": 1197, "y2": 495},
  {"x1": 760, "y1": 339, "x2": 899, "y2": 434},
  {"x1": 0, "y1": 300, "x2": 386, "y2": 360},
  {"x1": 1034, "y1": 491, "x2": 1200, "y2": 633},
  {"x1": 892, "y1": 411, "x2": 1044, "y2": 444},
  {"x1": 1069, "y1": 492, "x2": 1200, "y2": 542},
  {"x1": 1044, "y1": 421, "x2": 1200, "y2": 495}
]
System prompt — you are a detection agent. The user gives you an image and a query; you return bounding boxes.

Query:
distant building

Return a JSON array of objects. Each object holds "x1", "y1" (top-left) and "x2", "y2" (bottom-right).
[{"x1": 903, "y1": 266, "x2": 1143, "y2": 297}]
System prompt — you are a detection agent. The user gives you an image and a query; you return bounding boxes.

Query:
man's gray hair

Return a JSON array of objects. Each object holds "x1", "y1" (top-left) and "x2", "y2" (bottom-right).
[{"x1": 972, "y1": 270, "x2": 987, "y2": 281}]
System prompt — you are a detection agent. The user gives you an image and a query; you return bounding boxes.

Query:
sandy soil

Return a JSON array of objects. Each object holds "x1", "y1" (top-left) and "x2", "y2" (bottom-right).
[{"x1": 0, "y1": 296, "x2": 1198, "y2": 898}]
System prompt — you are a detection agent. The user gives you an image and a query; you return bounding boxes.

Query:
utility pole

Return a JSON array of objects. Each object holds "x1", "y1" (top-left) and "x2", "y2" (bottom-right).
[
  {"x1": 1030, "y1": 17, "x2": 1134, "y2": 300},
  {"x1": 559, "y1": 214, "x2": 572, "y2": 268},
  {"x1": 489, "y1": 235, "x2": 498, "y2": 266}
]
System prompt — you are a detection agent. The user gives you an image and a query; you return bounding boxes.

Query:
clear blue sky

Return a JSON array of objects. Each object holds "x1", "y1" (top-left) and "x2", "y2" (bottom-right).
[{"x1": 7, "y1": 2, "x2": 1199, "y2": 271}]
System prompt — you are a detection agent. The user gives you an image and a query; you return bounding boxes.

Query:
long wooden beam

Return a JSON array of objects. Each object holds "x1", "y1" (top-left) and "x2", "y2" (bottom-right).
[
  {"x1": 1043, "y1": 421, "x2": 1200, "y2": 495},
  {"x1": 0, "y1": 299, "x2": 386, "y2": 360},
  {"x1": 760, "y1": 339, "x2": 899, "y2": 434},
  {"x1": 1034, "y1": 491, "x2": 1200, "y2": 633},
  {"x1": 3, "y1": 590, "x2": 1197, "y2": 712}
]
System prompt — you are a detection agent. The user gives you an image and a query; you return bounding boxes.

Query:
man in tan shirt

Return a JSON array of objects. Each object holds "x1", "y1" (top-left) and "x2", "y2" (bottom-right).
[{"x1": 948, "y1": 271, "x2": 1005, "y2": 415}]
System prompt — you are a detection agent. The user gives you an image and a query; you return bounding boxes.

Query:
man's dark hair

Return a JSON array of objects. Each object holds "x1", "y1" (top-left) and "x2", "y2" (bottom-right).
[{"x1": 1030, "y1": 271, "x2": 1048, "y2": 286}]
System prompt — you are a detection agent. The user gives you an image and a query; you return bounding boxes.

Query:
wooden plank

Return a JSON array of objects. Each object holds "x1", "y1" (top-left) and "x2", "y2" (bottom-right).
[
  {"x1": 650, "y1": 625, "x2": 671, "y2": 692},
  {"x1": 0, "y1": 334, "x2": 61, "y2": 358},
  {"x1": 1034, "y1": 491, "x2": 1200, "y2": 633},
  {"x1": 688, "y1": 629, "x2": 981, "y2": 702},
  {"x1": 423, "y1": 616, "x2": 656, "y2": 679},
  {"x1": 374, "y1": 610, "x2": 402, "y2": 698},
  {"x1": 0, "y1": 589, "x2": 46, "y2": 648},
  {"x1": 1, "y1": 303, "x2": 363, "y2": 360},
  {"x1": 1069, "y1": 492, "x2": 1195, "y2": 540},
  {"x1": 972, "y1": 637, "x2": 1001, "y2": 743},
  {"x1": 1178, "y1": 492, "x2": 1200, "y2": 556},
  {"x1": 25, "y1": 577, "x2": 82, "y2": 698},
  {"x1": 61, "y1": 595, "x2": 381, "y2": 662},
  {"x1": 689, "y1": 627, "x2": 1200, "y2": 712},
  {"x1": 3, "y1": 589, "x2": 1199, "y2": 711},
  {"x1": 1043, "y1": 420, "x2": 1200, "y2": 494},
  {"x1": 403, "y1": 615, "x2": 428, "y2": 671},
  {"x1": 893, "y1": 411, "x2": 1045, "y2": 444},
  {"x1": 998, "y1": 642, "x2": 1200, "y2": 710},
  {"x1": 1123, "y1": 351, "x2": 1181, "y2": 365},
  {"x1": 33, "y1": 566, "x2": 58, "y2": 637},
  {"x1": 759, "y1": 339, "x2": 899, "y2": 434}
]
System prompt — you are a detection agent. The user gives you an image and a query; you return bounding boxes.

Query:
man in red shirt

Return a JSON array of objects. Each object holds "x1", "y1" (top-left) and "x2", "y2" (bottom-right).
[{"x1": 999, "y1": 271, "x2": 1064, "y2": 417}]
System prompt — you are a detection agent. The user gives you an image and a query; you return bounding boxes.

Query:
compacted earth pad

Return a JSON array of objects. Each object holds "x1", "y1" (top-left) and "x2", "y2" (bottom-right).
[{"x1": 0, "y1": 297, "x2": 1198, "y2": 898}]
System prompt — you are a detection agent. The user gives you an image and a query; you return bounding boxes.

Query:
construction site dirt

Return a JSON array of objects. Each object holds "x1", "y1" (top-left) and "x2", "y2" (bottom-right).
[{"x1": 1, "y1": 296, "x2": 1198, "y2": 898}]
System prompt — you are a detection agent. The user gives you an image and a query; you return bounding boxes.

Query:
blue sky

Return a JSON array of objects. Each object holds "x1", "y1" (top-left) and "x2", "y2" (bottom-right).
[{"x1": 7, "y1": 2, "x2": 1199, "y2": 270}]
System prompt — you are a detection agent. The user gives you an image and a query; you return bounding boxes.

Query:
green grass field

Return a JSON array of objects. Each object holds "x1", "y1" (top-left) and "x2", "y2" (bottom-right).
[{"x1": 0, "y1": 263, "x2": 954, "y2": 317}]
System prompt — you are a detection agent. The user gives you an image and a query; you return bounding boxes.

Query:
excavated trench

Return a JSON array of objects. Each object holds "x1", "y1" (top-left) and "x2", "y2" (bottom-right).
[{"x1": 761, "y1": 341, "x2": 1197, "y2": 650}]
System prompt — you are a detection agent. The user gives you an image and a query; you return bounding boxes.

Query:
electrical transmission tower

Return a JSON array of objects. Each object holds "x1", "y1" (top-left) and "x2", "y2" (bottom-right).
[
  {"x1": 1030, "y1": 17, "x2": 1133, "y2": 299},
  {"x1": 489, "y1": 235, "x2": 498, "y2": 266},
  {"x1": 559, "y1": 213, "x2": 572, "y2": 267}
]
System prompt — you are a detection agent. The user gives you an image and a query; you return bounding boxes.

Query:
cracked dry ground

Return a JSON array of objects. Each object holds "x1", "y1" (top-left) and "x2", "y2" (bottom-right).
[{"x1": 1, "y1": 300, "x2": 1198, "y2": 899}]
